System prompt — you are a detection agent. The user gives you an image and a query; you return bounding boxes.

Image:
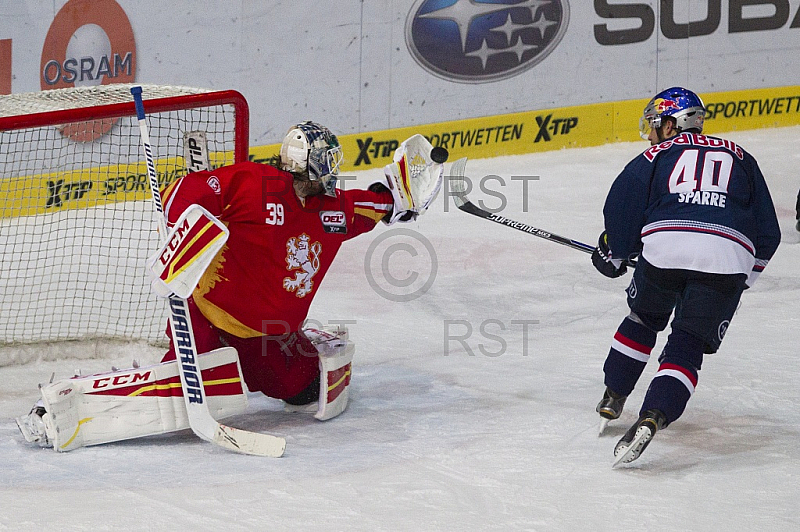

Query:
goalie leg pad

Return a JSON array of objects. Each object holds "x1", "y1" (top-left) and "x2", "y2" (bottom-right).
[
  {"x1": 28, "y1": 347, "x2": 247, "y2": 452},
  {"x1": 290, "y1": 326, "x2": 354, "y2": 421},
  {"x1": 315, "y1": 340, "x2": 354, "y2": 421}
]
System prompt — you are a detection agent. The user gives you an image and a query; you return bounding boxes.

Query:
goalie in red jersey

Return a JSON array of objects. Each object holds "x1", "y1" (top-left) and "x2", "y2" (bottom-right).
[
  {"x1": 16, "y1": 121, "x2": 445, "y2": 450},
  {"x1": 158, "y1": 121, "x2": 444, "y2": 417}
]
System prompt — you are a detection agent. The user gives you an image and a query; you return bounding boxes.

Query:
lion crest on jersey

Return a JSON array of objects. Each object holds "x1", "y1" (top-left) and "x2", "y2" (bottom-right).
[{"x1": 283, "y1": 233, "x2": 321, "y2": 298}]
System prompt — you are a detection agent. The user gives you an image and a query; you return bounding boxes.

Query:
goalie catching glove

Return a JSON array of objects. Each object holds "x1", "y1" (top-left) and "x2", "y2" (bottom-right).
[{"x1": 369, "y1": 134, "x2": 445, "y2": 224}]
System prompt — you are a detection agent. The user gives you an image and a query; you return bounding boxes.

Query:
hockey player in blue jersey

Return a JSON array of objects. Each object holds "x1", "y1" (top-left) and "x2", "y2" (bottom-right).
[
  {"x1": 591, "y1": 87, "x2": 781, "y2": 466},
  {"x1": 795, "y1": 188, "x2": 799, "y2": 231}
]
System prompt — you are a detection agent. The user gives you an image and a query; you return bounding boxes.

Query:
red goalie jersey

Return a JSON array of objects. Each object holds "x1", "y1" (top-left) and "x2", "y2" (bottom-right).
[{"x1": 161, "y1": 161, "x2": 393, "y2": 337}]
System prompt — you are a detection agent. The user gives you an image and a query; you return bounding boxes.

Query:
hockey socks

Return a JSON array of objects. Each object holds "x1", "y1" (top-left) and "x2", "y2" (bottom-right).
[
  {"x1": 640, "y1": 329, "x2": 703, "y2": 424},
  {"x1": 603, "y1": 316, "x2": 657, "y2": 397}
]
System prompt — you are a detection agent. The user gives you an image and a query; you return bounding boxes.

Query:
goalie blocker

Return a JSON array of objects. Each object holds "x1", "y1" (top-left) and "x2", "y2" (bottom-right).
[{"x1": 16, "y1": 325, "x2": 355, "y2": 451}]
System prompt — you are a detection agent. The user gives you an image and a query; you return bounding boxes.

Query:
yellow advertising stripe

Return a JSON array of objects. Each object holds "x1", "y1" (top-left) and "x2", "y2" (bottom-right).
[
  {"x1": 327, "y1": 369, "x2": 351, "y2": 393},
  {"x1": 5, "y1": 85, "x2": 799, "y2": 221},
  {"x1": 0, "y1": 150, "x2": 234, "y2": 220},
  {"x1": 246, "y1": 85, "x2": 800, "y2": 173},
  {"x1": 164, "y1": 222, "x2": 226, "y2": 283},
  {"x1": 59, "y1": 417, "x2": 93, "y2": 450},
  {"x1": 700, "y1": 85, "x2": 800, "y2": 134},
  {"x1": 127, "y1": 377, "x2": 241, "y2": 397},
  {"x1": 0, "y1": 157, "x2": 178, "y2": 220}
]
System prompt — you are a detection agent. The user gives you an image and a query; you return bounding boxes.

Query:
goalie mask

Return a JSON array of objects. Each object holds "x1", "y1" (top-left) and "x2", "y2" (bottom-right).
[
  {"x1": 280, "y1": 121, "x2": 343, "y2": 197},
  {"x1": 639, "y1": 87, "x2": 706, "y2": 140}
]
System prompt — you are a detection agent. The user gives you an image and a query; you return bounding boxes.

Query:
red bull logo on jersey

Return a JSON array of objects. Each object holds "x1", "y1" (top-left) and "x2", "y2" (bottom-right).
[{"x1": 644, "y1": 133, "x2": 744, "y2": 162}]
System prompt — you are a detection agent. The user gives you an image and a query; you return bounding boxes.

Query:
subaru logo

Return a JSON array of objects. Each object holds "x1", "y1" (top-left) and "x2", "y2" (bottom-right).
[{"x1": 405, "y1": 0, "x2": 569, "y2": 83}]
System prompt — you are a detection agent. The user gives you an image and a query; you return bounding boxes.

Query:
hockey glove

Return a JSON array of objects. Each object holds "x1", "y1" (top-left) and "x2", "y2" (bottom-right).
[
  {"x1": 592, "y1": 231, "x2": 628, "y2": 278},
  {"x1": 369, "y1": 134, "x2": 444, "y2": 225}
]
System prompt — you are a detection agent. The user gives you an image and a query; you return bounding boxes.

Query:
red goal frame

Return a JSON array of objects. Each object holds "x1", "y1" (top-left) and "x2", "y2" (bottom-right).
[{"x1": 0, "y1": 89, "x2": 250, "y2": 162}]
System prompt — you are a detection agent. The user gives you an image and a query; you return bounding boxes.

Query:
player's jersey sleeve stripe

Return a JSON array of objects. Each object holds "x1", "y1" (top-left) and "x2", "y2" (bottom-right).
[
  {"x1": 353, "y1": 201, "x2": 393, "y2": 223},
  {"x1": 753, "y1": 258, "x2": 768, "y2": 272},
  {"x1": 354, "y1": 208, "x2": 386, "y2": 223},
  {"x1": 354, "y1": 201, "x2": 392, "y2": 212}
]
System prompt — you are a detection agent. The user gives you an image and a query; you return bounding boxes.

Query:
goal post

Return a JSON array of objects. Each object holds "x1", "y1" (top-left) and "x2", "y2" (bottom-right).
[{"x1": 0, "y1": 84, "x2": 249, "y2": 352}]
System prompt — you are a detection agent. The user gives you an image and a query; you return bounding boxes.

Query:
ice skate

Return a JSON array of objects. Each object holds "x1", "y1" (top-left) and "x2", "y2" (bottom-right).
[
  {"x1": 15, "y1": 400, "x2": 52, "y2": 448},
  {"x1": 596, "y1": 387, "x2": 627, "y2": 435},
  {"x1": 612, "y1": 409, "x2": 667, "y2": 467}
]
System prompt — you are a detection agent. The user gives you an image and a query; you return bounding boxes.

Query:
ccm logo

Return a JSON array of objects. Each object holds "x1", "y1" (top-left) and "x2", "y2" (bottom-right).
[
  {"x1": 92, "y1": 371, "x2": 153, "y2": 389},
  {"x1": 159, "y1": 218, "x2": 191, "y2": 266}
]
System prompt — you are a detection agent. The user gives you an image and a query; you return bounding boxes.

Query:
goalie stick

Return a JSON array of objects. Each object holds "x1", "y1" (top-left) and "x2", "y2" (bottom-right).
[{"x1": 131, "y1": 86, "x2": 285, "y2": 457}]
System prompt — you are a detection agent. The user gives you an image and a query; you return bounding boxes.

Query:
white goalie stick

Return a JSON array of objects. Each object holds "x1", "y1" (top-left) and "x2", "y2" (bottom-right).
[
  {"x1": 131, "y1": 86, "x2": 286, "y2": 457},
  {"x1": 447, "y1": 157, "x2": 596, "y2": 254}
]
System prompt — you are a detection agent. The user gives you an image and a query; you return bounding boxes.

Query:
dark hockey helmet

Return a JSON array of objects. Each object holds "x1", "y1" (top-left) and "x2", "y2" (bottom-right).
[
  {"x1": 639, "y1": 87, "x2": 705, "y2": 139},
  {"x1": 280, "y1": 121, "x2": 343, "y2": 197}
]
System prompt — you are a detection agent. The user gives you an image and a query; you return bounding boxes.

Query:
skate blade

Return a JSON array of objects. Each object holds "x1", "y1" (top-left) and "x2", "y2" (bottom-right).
[
  {"x1": 612, "y1": 427, "x2": 651, "y2": 468},
  {"x1": 15, "y1": 415, "x2": 50, "y2": 447},
  {"x1": 598, "y1": 417, "x2": 610, "y2": 436}
]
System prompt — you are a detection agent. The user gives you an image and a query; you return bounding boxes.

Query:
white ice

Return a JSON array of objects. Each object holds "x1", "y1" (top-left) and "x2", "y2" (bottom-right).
[{"x1": 1, "y1": 127, "x2": 799, "y2": 531}]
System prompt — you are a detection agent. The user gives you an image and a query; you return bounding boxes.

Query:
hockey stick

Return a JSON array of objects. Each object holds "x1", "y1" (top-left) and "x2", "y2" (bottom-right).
[
  {"x1": 131, "y1": 86, "x2": 285, "y2": 457},
  {"x1": 448, "y1": 157, "x2": 596, "y2": 254}
]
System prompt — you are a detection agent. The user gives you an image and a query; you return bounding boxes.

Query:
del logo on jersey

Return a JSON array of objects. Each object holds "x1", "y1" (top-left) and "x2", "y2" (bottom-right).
[{"x1": 320, "y1": 210, "x2": 347, "y2": 234}]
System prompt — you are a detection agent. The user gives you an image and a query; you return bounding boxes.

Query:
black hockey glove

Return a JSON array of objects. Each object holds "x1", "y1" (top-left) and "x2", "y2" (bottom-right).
[{"x1": 591, "y1": 231, "x2": 628, "y2": 278}]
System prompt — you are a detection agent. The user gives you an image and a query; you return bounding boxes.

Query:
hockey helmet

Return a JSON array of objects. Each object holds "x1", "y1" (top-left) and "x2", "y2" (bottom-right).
[
  {"x1": 280, "y1": 121, "x2": 343, "y2": 197},
  {"x1": 639, "y1": 87, "x2": 706, "y2": 139}
]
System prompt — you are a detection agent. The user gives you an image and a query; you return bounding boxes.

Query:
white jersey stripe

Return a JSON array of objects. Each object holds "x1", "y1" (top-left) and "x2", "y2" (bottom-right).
[
  {"x1": 642, "y1": 230, "x2": 756, "y2": 275},
  {"x1": 642, "y1": 220, "x2": 754, "y2": 252},
  {"x1": 354, "y1": 201, "x2": 392, "y2": 211}
]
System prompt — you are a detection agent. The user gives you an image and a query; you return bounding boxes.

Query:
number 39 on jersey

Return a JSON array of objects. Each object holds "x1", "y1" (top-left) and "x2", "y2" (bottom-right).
[{"x1": 265, "y1": 203, "x2": 285, "y2": 225}]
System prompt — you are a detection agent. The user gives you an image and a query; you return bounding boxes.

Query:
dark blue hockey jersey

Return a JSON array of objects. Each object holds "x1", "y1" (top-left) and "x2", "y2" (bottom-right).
[{"x1": 603, "y1": 132, "x2": 780, "y2": 285}]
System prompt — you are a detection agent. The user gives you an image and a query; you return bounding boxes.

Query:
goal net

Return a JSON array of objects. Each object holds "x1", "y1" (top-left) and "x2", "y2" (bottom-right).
[{"x1": 0, "y1": 84, "x2": 249, "y2": 349}]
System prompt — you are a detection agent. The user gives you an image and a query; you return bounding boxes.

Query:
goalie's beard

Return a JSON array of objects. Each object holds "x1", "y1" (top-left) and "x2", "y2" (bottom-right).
[{"x1": 292, "y1": 175, "x2": 326, "y2": 199}]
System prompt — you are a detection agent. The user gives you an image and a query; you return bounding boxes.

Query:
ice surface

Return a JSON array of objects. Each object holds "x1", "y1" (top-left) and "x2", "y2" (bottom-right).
[{"x1": 2, "y1": 127, "x2": 799, "y2": 530}]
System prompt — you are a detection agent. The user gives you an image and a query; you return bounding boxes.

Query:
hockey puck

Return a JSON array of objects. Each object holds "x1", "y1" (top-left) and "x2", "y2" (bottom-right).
[{"x1": 430, "y1": 146, "x2": 449, "y2": 164}]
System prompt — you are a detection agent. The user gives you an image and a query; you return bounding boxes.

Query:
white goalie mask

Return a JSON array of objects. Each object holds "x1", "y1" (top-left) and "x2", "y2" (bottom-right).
[{"x1": 279, "y1": 121, "x2": 343, "y2": 197}]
